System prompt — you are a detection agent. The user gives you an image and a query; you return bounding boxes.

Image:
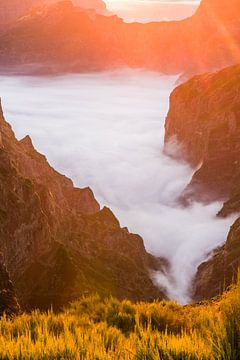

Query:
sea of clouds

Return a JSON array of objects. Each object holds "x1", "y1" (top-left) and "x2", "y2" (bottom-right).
[{"x1": 0, "y1": 69, "x2": 235, "y2": 303}]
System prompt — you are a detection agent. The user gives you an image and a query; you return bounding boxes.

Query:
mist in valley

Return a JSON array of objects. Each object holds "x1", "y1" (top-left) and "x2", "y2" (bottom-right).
[{"x1": 0, "y1": 70, "x2": 234, "y2": 303}]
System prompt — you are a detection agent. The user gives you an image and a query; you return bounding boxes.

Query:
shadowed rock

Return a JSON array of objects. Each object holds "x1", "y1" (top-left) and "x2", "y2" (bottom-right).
[{"x1": 0, "y1": 259, "x2": 20, "y2": 316}]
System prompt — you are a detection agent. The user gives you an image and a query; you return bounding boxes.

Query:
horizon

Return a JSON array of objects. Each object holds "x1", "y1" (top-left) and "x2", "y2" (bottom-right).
[{"x1": 105, "y1": 0, "x2": 200, "y2": 21}]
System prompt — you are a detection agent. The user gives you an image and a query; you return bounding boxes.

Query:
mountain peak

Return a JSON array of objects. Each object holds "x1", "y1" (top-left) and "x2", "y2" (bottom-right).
[{"x1": 19, "y1": 135, "x2": 34, "y2": 150}]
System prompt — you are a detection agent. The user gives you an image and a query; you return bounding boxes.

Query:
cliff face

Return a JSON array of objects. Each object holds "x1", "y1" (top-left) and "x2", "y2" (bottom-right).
[
  {"x1": 0, "y1": 99, "x2": 163, "y2": 310},
  {"x1": 165, "y1": 65, "x2": 240, "y2": 202},
  {"x1": 193, "y1": 217, "x2": 240, "y2": 300},
  {"x1": 0, "y1": 0, "x2": 240, "y2": 75},
  {"x1": 165, "y1": 64, "x2": 240, "y2": 300}
]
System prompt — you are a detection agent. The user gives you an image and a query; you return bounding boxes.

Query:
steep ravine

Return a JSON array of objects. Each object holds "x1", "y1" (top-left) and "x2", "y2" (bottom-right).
[
  {"x1": 165, "y1": 64, "x2": 240, "y2": 300},
  {"x1": 0, "y1": 98, "x2": 164, "y2": 310}
]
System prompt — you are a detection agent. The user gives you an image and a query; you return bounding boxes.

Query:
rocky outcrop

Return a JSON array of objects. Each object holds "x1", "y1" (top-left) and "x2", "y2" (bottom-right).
[
  {"x1": 0, "y1": 99, "x2": 163, "y2": 310},
  {"x1": 164, "y1": 64, "x2": 240, "y2": 300},
  {"x1": 0, "y1": 0, "x2": 240, "y2": 75}
]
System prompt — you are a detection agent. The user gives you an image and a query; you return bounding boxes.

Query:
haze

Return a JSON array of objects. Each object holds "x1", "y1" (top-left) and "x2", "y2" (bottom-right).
[{"x1": 106, "y1": 0, "x2": 200, "y2": 21}]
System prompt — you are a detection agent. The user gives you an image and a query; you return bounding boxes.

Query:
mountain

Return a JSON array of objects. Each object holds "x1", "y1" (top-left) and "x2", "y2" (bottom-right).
[
  {"x1": 194, "y1": 219, "x2": 240, "y2": 300},
  {"x1": 46, "y1": 0, "x2": 111, "y2": 15},
  {"x1": 0, "y1": 0, "x2": 240, "y2": 75},
  {"x1": 71, "y1": 0, "x2": 110, "y2": 15},
  {"x1": 165, "y1": 65, "x2": 240, "y2": 203},
  {"x1": 164, "y1": 64, "x2": 240, "y2": 300},
  {"x1": 0, "y1": 0, "x2": 39, "y2": 26},
  {"x1": 0, "y1": 0, "x2": 110, "y2": 26},
  {"x1": 0, "y1": 99, "x2": 164, "y2": 310}
]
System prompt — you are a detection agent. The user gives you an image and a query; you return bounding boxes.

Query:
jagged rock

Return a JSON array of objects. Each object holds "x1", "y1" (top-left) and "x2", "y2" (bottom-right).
[{"x1": 0, "y1": 99, "x2": 164, "y2": 310}]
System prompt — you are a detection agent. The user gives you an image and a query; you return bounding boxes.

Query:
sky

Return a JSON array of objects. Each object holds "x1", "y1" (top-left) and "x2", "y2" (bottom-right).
[{"x1": 105, "y1": 0, "x2": 201, "y2": 22}]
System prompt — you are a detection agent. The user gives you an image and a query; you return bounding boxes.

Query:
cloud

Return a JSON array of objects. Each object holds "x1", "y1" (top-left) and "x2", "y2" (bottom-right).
[{"x1": 0, "y1": 69, "x2": 234, "y2": 303}]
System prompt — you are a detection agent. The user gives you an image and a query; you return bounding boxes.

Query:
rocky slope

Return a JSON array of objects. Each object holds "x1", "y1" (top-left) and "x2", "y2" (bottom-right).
[
  {"x1": 0, "y1": 0, "x2": 240, "y2": 75},
  {"x1": 165, "y1": 64, "x2": 240, "y2": 300},
  {"x1": 0, "y1": 99, "x2": 163, "y2": 310}
]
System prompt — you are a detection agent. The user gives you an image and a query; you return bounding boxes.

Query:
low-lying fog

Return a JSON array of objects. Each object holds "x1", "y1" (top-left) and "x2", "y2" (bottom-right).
[{"x1": 0, "y1": 70, "x2": 234, "y2": 303}]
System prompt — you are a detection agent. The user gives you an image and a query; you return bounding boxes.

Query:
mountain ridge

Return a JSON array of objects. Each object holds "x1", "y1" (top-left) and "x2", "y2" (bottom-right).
[
  {"x1": 0, "y1": 0, "x2": 240, "y2": 75},
  {"x1": 0, "y1": 0, "x2": 110, "y2": 26}
]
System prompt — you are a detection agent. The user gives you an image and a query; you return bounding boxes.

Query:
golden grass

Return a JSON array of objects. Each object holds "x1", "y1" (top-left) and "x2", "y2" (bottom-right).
[{"x1": 0, "y1": 278, "x2": 239, "y2": 359}]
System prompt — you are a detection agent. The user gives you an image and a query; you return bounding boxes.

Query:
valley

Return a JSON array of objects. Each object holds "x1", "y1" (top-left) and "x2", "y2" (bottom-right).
[
  {"x1": 0, "y1": 70, "x2": 237, "y2": 304},
  {"x1": 0, "y1": 0, "x2": 240, "y2": 358}
]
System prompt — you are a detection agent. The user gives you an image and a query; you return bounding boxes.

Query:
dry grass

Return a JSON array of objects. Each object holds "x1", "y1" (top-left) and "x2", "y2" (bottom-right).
[{"x1": 0, "y1": 277, "x2": 239, "y2": 359}]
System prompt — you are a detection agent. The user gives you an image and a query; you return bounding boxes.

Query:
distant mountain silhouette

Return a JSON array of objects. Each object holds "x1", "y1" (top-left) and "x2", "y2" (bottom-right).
[{"x1": 0, "y1": 0, "x2": 239, "y2": 75}]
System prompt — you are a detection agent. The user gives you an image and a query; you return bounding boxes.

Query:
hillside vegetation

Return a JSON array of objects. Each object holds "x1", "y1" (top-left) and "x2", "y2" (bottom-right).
[{"x1": 0, "y1": 275, "x2": 239, "y2": 359}]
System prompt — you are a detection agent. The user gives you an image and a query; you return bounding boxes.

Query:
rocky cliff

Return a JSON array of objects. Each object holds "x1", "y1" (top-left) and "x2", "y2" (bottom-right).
[
  {"x1": 0, "y1": 99, "x2": 163, "y2": 310},
  {"x1": 165, "y1": 65, "x2": 240, "y2": 202},
  {"x1": 165, "y1": 64, "x2": 240, "y2": 300},
  {"x1": 0, "y1": 0, "x2": 240, "y2": 75},
  {"x1": 193, "y1": 218, "x2": 240, "y2": 300}
]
